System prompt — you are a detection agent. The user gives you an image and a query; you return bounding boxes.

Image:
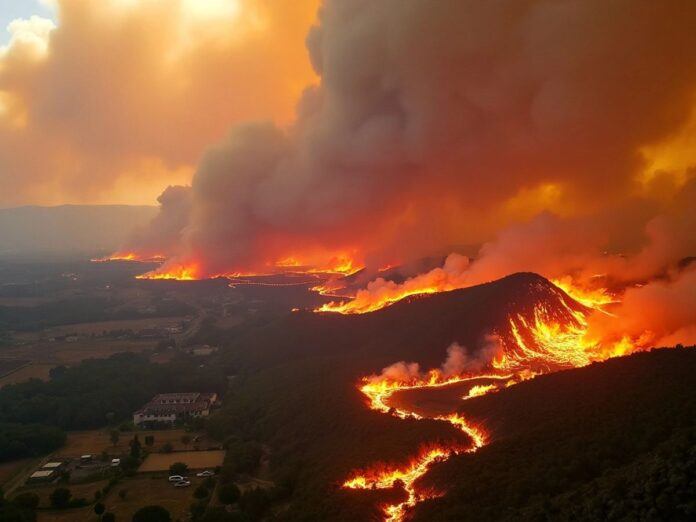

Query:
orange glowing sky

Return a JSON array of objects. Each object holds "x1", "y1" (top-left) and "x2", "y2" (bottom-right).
[
  {"x1": 2, "y1": 0, "x2": 695, "y2": 211},
  {"x1": 0, "y1": 0, "x2": 319, "y2": 206}
]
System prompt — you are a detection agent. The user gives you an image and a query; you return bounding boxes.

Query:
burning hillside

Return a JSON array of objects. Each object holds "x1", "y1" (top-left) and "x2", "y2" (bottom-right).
[{"x1": 339, "y1": 274, "x2": 656, "y2": 521}]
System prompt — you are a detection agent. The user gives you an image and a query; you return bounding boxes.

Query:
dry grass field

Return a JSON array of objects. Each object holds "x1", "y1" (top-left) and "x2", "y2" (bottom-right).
[
  {"x1": 56, "y1": 429, "x2": 210, "y2": 457},
  {"x1": 0, "y1": 363, "x2": 54, "y2": 387},
  {"x1": 139, "y1": 450, "x2": 225, "y2": 472},
  {"x1": 0, "y1": 458, "x2": 34, "y2": 487},
  {"x1": 21, "y1": 479, "x2": 110, "y2": 508},
  {"x1": 36, "y1": 475, "x2": 204, "y2": 522}
]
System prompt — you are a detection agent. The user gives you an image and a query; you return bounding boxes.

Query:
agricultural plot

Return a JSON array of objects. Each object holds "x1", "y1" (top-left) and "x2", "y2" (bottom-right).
[{"x1": 138, "y1": 450, "x2": 225, "y2": 472}]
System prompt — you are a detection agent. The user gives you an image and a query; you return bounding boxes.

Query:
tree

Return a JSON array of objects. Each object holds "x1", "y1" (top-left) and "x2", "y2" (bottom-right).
[
  {"x1": 193, "y1": 485, "x2": 209, "y2": 499},
  {"x1": 199, "y1": 508, "x2": 237, "y2": 522},
  {"x1": 110, "y1": 430, "x2": 120, "y2": 447},
  {"x1": 217, "y1": 483, "x2": 240, "y2": 505},
  {"x1": 169, "y1": 462, "x2": 188, "y2": 476},
  {"x1": 132, "y1": 505, "x2": 171, "y2": 522},
  {"x1": 49, "y1": 487, "x2": 71, "y2": 508},
  {"x1": 94, "y1": 502, "x2": 105, "y2": 516},
  {"x1": 129, "y1": 435, "x2": 142, "y2": 459},
  {"x1": 181, "y1": 435, "x2": 191, "y2": 447},
  {"x1": 144, "y1": 435, "x2": 154, "y2": 447},
  {"x1": 102, "y1": 513, "x2": 116, "y2": 522},
  {"x1": 239, "y1": 487, "x2": 270, "y2": 519},
  {"x1": 12, "y1": 492, "x2": 39, "y2": 510},
  {"x1": 161, "y1": 442, "x2": 173, "y2": 453},
  {"x1": 119, "y1": 489, "x2": 128, "y2": 500}
]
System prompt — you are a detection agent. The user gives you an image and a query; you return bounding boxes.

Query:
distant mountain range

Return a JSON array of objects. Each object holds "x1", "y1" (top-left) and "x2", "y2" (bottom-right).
[{"x1": 0, "y1": 205, "x2": 157, "y2": 259}]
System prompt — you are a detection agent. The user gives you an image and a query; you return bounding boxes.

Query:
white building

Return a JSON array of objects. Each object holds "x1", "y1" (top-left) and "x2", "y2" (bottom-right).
[{"x1": 133, "y1": 392, "x2": 218, "y2": 426}]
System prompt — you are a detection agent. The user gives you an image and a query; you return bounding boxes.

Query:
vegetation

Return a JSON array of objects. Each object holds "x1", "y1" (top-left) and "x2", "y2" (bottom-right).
[
  {"x1": 412, "y1": 348, "x2": 696, "y2": 521},
  {"x1": 0, "y1": 351, "x2": 226, "y2": 466},
  {"x1": 49, "y1": 487, "x2": 72, "y2": 508},
  {"x1": 217, "y1": 483, "x2": 240, "y2": 505},
  {"x1": 169, "y1": 462, "x2": 189, "y2": 476},
  {"x1": 0, "y1": 423, "x2": 65, "y2": 462},
  {"x1": 0, "y1": 487, "x2": 37, "y2": 522},
  {"x1": 201, "y1": 277, "x2": 696, "y2": 520},
  {"x1": 0, "y1": 296, "x2": 193, "y2": 332},
  {"x1": 132, "y1": 505, "x2": 171, "y2": 522}
]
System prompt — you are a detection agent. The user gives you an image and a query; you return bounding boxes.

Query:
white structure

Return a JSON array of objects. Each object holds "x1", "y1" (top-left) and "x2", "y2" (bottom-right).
[{"x1": 133, "y1": 392, "x2": 217, "y2": 426}]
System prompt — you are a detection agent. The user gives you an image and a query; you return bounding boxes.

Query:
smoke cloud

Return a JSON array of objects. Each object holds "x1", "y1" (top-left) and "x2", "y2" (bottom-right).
[
  {"x1": 126, "y1": 0, "x2": 696, "y2": 279},
  {"x1": 0, "y1": 0, "x2": 318, "y2": 205},
  {"x1": 367, "y1": 341, "x2": 503, "y2": 386}
]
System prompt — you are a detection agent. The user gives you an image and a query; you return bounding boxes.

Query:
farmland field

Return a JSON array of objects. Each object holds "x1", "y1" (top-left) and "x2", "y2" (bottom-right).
[
  {"x1": 139, "y1": 450, "x2": 225, "y2": 472},
  {"x1": 0, "y1": 363, "x2": 54, "y2": 387},
  {"x1": 56, "y1": 429, "x2": 211, "y2": 457},
  {"x1": 36, "y1": 475, "x2": 204, "y2": 522}
]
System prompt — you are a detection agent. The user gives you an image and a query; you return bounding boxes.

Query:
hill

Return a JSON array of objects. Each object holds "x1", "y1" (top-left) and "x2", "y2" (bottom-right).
[
  {"x1": 203, "y1": 273, "x2": 695, "y2": 520},
  {"x1": 0, "y1": 205, "x2": 156, "y2": 259},
  {"x1": 413, "y1": 347, "x2": 696, "y2": 521}
]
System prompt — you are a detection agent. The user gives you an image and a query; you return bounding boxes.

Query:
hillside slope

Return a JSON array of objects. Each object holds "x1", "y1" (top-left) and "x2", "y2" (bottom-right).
[
  {"x1": 413, "y1": 347, "x2": 696, "y2": 521},
  {"x1": 208, "y1": 273, "x2": 694, "y2": 520}
]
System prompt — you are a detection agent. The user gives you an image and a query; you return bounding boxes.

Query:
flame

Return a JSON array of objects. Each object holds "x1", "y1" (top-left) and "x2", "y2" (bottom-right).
[
  {"x1": 136, "y1": 262, "x2": 200, "y2": 280},
  {"x1": 316, "y1": 284, "x2": 445, "y2": 314},
  {"x1": 550, "y1": 276, "x2": 618, "y2": 310},
  {"x1": 341, "y1": 289, "x2": 652, "y2": 521},
  {"x1": 462, "y1": 384, "x2": 498, "y2": 400},
  {"x1": 91, "y1": 252, "x2": 166, "y2": 263}
]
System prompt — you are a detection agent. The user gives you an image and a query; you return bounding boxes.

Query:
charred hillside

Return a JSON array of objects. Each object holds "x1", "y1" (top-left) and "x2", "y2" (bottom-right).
[
  {"x1": 231, "y1": 272, "x2": 588, "y2": 373},
  {"x1": 414, "y1": 347, "x2": 696, "y2": 522},
  {"x1": 209, "y1": 273, "x2": 607, "y2": 520}
]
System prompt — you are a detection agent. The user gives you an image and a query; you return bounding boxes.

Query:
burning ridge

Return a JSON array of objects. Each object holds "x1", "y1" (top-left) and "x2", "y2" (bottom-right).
[{"x1": 340, "y1": 273, "x2": 648, "y2": 522}]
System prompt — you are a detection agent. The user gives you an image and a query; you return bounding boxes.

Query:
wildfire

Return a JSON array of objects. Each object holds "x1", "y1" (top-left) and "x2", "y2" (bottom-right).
[
  {"x1": 462, "y1": 384, "x2": 498, "y2": 400},
  {"x1": 342, "y1": 286, "x2": 650, "y2": 521},
  {"x1": 135, "y1": 262, "x2": 200, "y2": 280},
  {"x1": 345, "y1": 377, "x2": 491, "y2": 522},
  {"x1": 275, "y1": 253, "x2": 364, "y2": 276},
  {"x1": 91, "y1": 252, "x2": 165, "y2": 263},
  {"x1": 550, "y1": 276, "x2": 618, "y2": 310}
]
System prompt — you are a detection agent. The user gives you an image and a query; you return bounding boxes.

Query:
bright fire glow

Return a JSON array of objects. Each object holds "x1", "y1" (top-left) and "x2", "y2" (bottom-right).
[
  {"x1": 91, "y1": 252, "x2": 165, "y2": 263},
  {"x1": 135, "y1": 262, "x2": 200, "y2": 281},
  {"x1": 341, "y1": 288, "x2": 651, "y2": 521}
]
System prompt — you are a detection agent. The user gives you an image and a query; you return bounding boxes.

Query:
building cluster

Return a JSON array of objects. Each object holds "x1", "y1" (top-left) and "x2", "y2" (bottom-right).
[{"x1": 133, "y1": 392, "x2": 218, "y2": 426}]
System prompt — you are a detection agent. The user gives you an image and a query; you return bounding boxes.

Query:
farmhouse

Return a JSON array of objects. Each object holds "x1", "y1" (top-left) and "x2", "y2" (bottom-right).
[{"x1": 133, "y1": 392, "x2": 217, "y2": 426}]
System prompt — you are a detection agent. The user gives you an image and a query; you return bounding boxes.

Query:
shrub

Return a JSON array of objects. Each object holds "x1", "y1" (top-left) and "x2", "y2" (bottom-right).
[
  {"x1": 217, "y1": 483, "x2": 240, "y2": 505},
  {"x1": 193, "y1": 485, "x2": 209, "y2": 499},
  {"x1": 49, "y1": 487, "x2": 71, "y2": 508},
  {"x1": 169, "y1": 462, "x2": 188, "y2": 476},
  {"x1": 132, "y1": 505, "x2": 171, "y2": 522},
  {"x1": 12, "y1": 492, "x2": 39, "y2": 510}
]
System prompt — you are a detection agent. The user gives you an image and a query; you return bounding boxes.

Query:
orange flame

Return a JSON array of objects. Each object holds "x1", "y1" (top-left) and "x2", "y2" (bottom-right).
[
  {"x1": 135, "y1": 262, "x2": 200, "y2": 280},
  {"x1": 341, "y1": 290, "x2": 652, "y2": 521},
  {"x1": 91, "y1": 252, "x2": 166, "y2": 263}
]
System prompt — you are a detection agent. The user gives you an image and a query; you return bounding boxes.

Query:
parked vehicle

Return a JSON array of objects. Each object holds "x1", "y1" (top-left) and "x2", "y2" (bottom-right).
[
  {"x1": 110, "y1": 458, "x2": 121, "y2": 467},
  {"x1": 168, "y1": 475, "x2": 184, "y2": 482},
  {"x1": 196, "y1": 470, "x2": 214, "y2": 477},
  {"x1": 174, "y1": 480, "x2": 191, "y2": 487}
]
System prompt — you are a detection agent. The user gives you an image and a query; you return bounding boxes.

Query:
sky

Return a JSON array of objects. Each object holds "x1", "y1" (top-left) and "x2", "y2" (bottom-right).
[
  {"x1": 0, "y1": 0, "x2": 54, "y2": 44},
  {"x1": 0, "y1": 1, "x2": 694, "y2": 346},
  {"x1": 0, "y1": 0, "x2": 320, "y2": 207}
]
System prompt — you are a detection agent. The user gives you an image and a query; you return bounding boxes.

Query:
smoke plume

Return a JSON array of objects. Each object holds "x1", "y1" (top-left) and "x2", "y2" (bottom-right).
[{"x1": 124, "y1": 0, "x2": 696, "y2": 281}]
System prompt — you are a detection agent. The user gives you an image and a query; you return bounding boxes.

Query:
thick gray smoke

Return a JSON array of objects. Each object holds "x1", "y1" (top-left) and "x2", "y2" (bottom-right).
[{"x1": 128, "y1": 0, "x2": 696, "y2": 280}]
